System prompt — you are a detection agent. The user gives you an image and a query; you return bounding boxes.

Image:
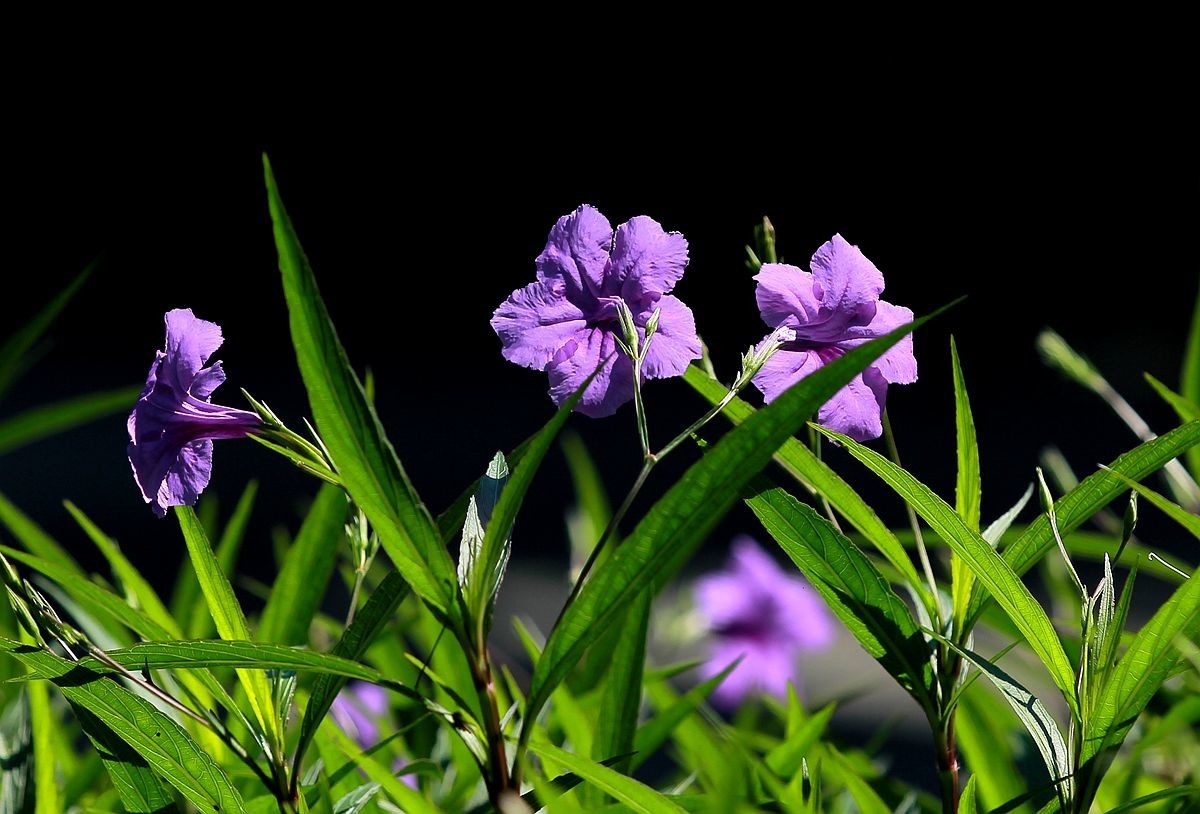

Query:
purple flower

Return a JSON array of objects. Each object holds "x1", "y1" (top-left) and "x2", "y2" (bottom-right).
[
  {"x1": 751, "y1": 234, "x2": 917, "y2": 441},
  {"x1": 330, "y1": 681, "x2": 390, "y2": 748},
  {"x1": 127, "y1": 309, "x2": 262, "y2": 517},
  {"x1": 491, "y1": 205, "x2": 702, "y2": 418},
  {"x1": 694, "y1": 536, "x2": 834, "y2": 707}
]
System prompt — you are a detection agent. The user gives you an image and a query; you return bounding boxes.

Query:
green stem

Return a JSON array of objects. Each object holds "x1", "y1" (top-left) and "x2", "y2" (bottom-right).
[
  {"x1": 935, "y1": 718, "x2": 960, "y2": 814},
  {"x1": 882, "y1": 410, "x2": 941, "y2": 618}
]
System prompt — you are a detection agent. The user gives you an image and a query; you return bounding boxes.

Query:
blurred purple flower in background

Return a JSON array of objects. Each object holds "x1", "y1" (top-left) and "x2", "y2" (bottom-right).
[
  {"x1": 751, "y1": 234, "x2": 916, "y2": 441},
  {"x1": 491, "y1": 205, "x2": 702, "y2": 417},
  {"x1": 127, "y1": 309, "x2": 261, "y2": 516},
  {"x1": 695, "y1": 536, "x2": 834, "y2": 707},
  {"x1": 331, "y1": 681, "x2": 390, "y2": 748}
]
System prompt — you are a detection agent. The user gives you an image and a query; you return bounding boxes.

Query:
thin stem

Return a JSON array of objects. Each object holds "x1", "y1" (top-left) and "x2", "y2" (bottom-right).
[
  {"x1": 808, "y1": 428, "x2": 843, "y2": 533},
  {"x1": 882, "y1": 410, "x2": 941, "y2": 617},
  {"x1": 632, "y1": 358, "x2": 651, "y2": 459},
  {"x1": 557, "y1": 459, "x2": 655, "y2": 621},
  {"x1": 657, "y1": 388, "x2": 740, "y2": 460},
  {"x1": 346, "y1": 570, "x2": 366, "y2": 627}
]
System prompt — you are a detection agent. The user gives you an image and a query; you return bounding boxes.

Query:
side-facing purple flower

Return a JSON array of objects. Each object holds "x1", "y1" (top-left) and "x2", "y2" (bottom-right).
[
  {"x1": 751, "y1": 234, "x2": 917, "y2": 441},
  {"x1": 694, "y1": 536, "x2": 834, "y2": 707},
  {"x1": 330, "y1": 681, "x2": 390, "y2": 748},
  {"x1": 127, "y1": 309, "x2": 262, "y2": 517},
  {"x1": 491, "y1": 205, "x2": 702, "y2": 418}
]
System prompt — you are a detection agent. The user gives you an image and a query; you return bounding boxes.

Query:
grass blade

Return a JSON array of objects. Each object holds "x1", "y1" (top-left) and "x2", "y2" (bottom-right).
[
  {"x1": 951, "y1": 337, "x2": 982, "y2": 629},
  {"x1": 0, "y1": 387, "x2": 140, "y2": 456},
  {"x1": 176, "y1": 506, "x2": 278, "y2": 748},
  {"x1": 530, "y1": 740, "x2": 688, "y2": 814},
  {"x1": 0, "y1": 262, "x2": 94, "y2": 402},
  {"x1": 264, "y1": 156, "x2": 455, "y2": 618},
  {"x1": 590, "y1": 587, "x2": 651, "y2": 784}
]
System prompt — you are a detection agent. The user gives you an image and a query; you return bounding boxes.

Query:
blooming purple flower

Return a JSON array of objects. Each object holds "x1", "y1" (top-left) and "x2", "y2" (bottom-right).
[
  {"x1": 491, "y1": 205, "x2": 702, "y2": 418},
  {"x1": 330, "y1": 681, "x2": 390, "y2": 748},
  {"x1": 751, "y1": 234, "x2": 917, "y2": 441},
  {"x1": 694, "y1": 536, "x2": 834, "y2": 707},
  {"x1": 127, "y1": 309, "x2": 262, "y2": 517}
]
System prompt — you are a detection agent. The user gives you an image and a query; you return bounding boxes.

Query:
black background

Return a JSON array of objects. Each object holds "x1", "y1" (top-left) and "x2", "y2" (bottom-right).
[{"x1": 4, "y1": 93, "x2": 1198, "y2": 596}]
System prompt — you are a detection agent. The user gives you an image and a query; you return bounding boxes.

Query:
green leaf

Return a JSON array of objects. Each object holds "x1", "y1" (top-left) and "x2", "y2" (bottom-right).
[
  {"x1": 959, "y1": 775, "x2": 979, "y2": 814},
  {"x1": 951, "y1": 337, "x2": 982, "y2": 629},
  {"x1": 264, "y1": 156, "x2": 455, "y2": 618},
  {"x1": 955, "y1": 683, "x2": 1029, "y2": 814},
  {"x1": 11, "y1": 639, "x2": 419, "y2": 693},
  {"x1": 259, "y1": 484, "x2": 346, "y2": 645},
  {"x1": 814, "y1": 425, "x2": 1081, "y2": 719},
  {"x1": 173, "y1": 481, "x2": 257, "y2": 637},
  {"x1": 0, "y1": 387, "x2": 140, "y2": 457},
  {"x1": 1099, "y1": 465, "x2": 1200, "y2": 539},
  {"x1": 1082, "y1": 570, "x2": 1200, "y2": 769},
  {"x1": 682, "y1": 365, "x2": 933, "y2": 611},
  {"x1": 72, "y1": 704, "x2": 177, "y2": 813},
  {"x1": 1104, "y1": 786, "x2": 1200, "y2": 814},
  {"x1": 746, "y1": 484, "x2": 936, "y2": 711},
  {"x1": 523, "y1": 314, "x2": 930, "y2": 743},
  {"x1": 765, "y1": 702, "x2": 835, "y2": 778},
  {"x1": 971, "y1": 421, "x2": 1200, "y2": 626},
  {"x1": 939, "y1": 637, "x2": 1071, "y2": 801},
  {"x1": 63, "y1": 501, "x2": 180, "y2": 637},
  {"x1": 26, "y1": 663, "x2": 58, "y2": 814},
  {"x1": 0, "y1": 261, "x2": 94, "y2": 402},
  {"x1": 631, "y1": 661, "x2": 737, "y2": 772},
  {"x1": 530, "y1": 740, "x2": 688, "y2": 814},
  {"x1": 175, "y1": 506, "x2": 278, "y2": 747},
  {"x1": 1093, "y1": 565, "x2": 1137, "y2": 707},
  {"x1": 0, "y1": 695, "x2": 31, "y2": 813},
  {"x1": 590, "y1": 588, "x2": 651, "y2": 780},
  {"x1": 1183, "y1": 285, "x2": 1200, "y2": 412},
  {"x1": 292, "y1": 570, "x2": 408, "y2": 788},
  {"x1": 2, "y1": 640, "x2": 245, "y2": 813},
  {"x1": 320, "y1": 723, "x2": 440, "y2": 814}
]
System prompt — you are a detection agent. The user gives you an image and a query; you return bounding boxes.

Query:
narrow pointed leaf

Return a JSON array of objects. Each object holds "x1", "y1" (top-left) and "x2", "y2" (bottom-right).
[
  {"x1": 940, "y1": 638, "x2": 1071, "y2": 799},
  {"x1": 970, "y1": 421, "x2": 1200, "y2": 627},
  {"x1": 1083, "y1": 569, "x2": 1200, "y2": 764},
  {"x1": 72, "y1": 705, "x2": 177, "y2": 813},
  {"x1": 951, "y1": 337, "x2": 982, "y2": 628},
  {"x1": 814, "y1": 425, "x2": 1080, "y2": 718},
  {"x1": 523, "y1": 315, "x2": 930, "y2": 740},
  {"x1": 0, "y1": 261, "x2": 94, "y2": 401},
  {"x1": 264, "y1": 156, "x2": 455, "y2": 617},
  {"x1": 173, "y1": 481, "x2": 256, "y2": 636},
  {"x1": 590, "y1": 587, "x2": 651, "y2": 781},
  {"x1": 748, "y1": 484, "x2": 935, "y2": 710},
  {"x1": 959, "y1": 775, "x2": 979, "y2": 814},
  {"x1": 259, "y1": 484, "x2": 346, "y2": 645},
  {"x1": 1099, "y1": 466, "x2": 1200, "y2": 539},
  {"x1": 530, "y1": 740, "x2": 688, "y2": 814},
  {"x1": 175, "y1": 506, "x2": 278, "y2": 744},
  {"x1": 2, "y1": 641, "x2": 245, "y2": 813},
  {"x1": 0, "y1": 491, "x2": 82, "y2": 578},
  {"x1": 683, "y1": 365, "x2": 932, "y2": 610},
  {"x1": 26, "y1": 666, "x2": 58, "y2": 814},
  {"x1": 631, "y1": 660, "x2": 738, "y2": 771}
]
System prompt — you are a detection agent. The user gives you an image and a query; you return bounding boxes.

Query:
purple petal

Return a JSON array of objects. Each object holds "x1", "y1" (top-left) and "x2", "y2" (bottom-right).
[
  {"x1": 535, "y1": 205, "x2": 613, "y2": 306},
  {"x1": 751, "y1": 346, "x2": 824, "y2": 404},
  {"x1": 546, "y1": 327, "x2": 634, "y2": 418},
  {"x1": 754, "y1": 263, "x2": 822, "y2": 329},
  {"x1": 816, "y1": 366, "x2": 889, "y2": 442},
  {"x1": 610, "y1": 216, "x2": 689, "y2": 305},
  {"x1": 839, "y1": 300, "x2": 917, "y2": 385},
  {"x1": 705, "y1": 640, "x2": 797, "y2": 708},
  {"x1": 191, "y1": 360, "x2": 227, "y2": 400},
  {"x1": 163, "y1": 308, "x2": 224, "y2": 388},
  {"x1": 639, "y1": 295, "x2": 702, "y2": 380},
  {"x1": 491, "y1": 280, "x2": 588, "y2": 371},
  {"x1": 331, "y1": 684, "x2": 382, "y2": 748},
  {"x1": 351, "y1": 682, "x2": 389, "y2": 716},
  {"x1": 694, "y1": 570, "x2": 758, "y2": 630},
  {"x1": 152, "y1": 439, "x2": 212, "y2": 518},
  {"x1": 809, "y1": 234, "x2": 884, "y2": 317}
]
